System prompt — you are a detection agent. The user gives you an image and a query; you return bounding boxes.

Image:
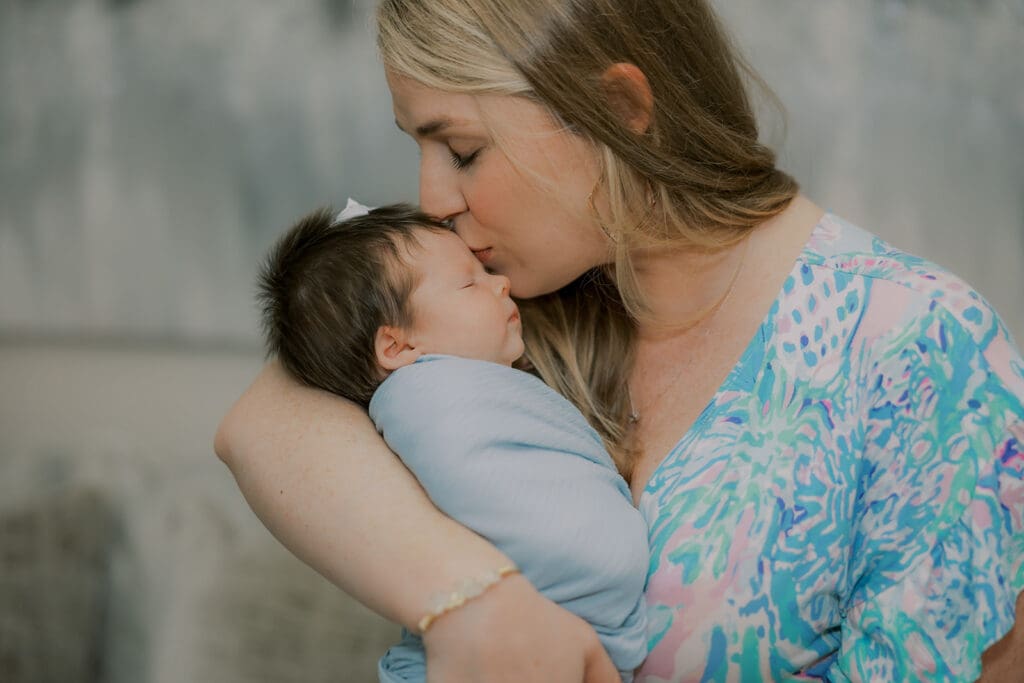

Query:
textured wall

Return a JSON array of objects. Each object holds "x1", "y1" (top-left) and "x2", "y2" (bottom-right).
[
  {"x1": 1, "y1": 0, "x2": 1021, "y2": 344},
  {"x1": 0, "y1": 0, "x2": 417, "y2": 343},
  {"x1": 0, "y1": 343, "x2": 398, "y2": 683}
]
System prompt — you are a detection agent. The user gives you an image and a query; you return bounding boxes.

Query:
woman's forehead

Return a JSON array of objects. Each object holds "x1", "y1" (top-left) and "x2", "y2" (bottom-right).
[
  {"x1": 390, "y1": 83, "x2": 564, "y2": 148},
  {"x1": 386, "y1": 72, "x2": 551, "y2": 135},
  {"x1": 386, "y1": 72, "x2": 482, "y2": 133}
]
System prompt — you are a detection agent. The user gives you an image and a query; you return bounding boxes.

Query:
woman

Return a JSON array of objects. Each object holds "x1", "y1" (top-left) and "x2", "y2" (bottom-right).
[{"x1": 216, "y1": 0, "x2": 1024, "y2": 680}]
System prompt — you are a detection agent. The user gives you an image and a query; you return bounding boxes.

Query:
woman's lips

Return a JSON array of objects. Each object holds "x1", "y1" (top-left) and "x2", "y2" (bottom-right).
[{"x1": 472, "y1": 247, "x2": 494, "y2": 265}]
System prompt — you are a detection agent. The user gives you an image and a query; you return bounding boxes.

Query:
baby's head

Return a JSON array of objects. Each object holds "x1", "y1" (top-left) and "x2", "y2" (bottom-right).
[{"x1": 258, "y1": 203, "x2": 524, "y2": 406}]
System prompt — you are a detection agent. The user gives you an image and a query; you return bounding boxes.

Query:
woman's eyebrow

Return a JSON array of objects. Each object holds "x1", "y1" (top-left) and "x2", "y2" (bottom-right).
[{"x1": 394, "y1": 117, "x2": 463, "y2": 137}]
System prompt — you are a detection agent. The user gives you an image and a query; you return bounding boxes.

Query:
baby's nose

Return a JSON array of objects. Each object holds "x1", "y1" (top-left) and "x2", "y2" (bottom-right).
[{"x1": 495, "y1": 274, "x2": 511, "y2": 297}]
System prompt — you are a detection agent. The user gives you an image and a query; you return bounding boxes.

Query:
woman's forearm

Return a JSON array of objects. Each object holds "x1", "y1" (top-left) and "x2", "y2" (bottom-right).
[
  {"x1": 214, "y1": 360, "x2": 512, "y2": 630},
  {"x1": 980, "y1": 592, "x2": 1024, "y2": 681}
]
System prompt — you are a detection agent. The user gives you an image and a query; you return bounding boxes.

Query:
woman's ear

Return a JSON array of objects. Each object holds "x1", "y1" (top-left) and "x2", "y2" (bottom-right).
[
  {"x1": 600, "y1": 62, "x2": 654, "y2": 135},
  {"x1": 375, "y1": 325, "x2": 422, "y2": 371}
]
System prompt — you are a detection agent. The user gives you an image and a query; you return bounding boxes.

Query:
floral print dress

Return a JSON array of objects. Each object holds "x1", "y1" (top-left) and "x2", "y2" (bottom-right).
[{"x1": 636, "y1": 213, "x2": 1024, "y2": 682}]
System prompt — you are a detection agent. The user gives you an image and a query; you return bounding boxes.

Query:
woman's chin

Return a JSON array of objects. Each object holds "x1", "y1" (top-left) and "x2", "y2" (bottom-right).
[{"x1": 510, "y1": 271, "x2": 588, "y2": 300}]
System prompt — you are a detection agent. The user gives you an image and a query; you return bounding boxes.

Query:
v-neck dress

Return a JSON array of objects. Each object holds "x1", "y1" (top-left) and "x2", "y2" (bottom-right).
[{"x1": 635, "y1": 213, "x2": 1024, "y2": 682}]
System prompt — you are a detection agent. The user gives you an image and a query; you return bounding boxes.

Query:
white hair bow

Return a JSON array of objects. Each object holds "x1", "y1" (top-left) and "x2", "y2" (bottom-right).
[{"x1": 335, "y1": 198, "x2": 374, "y2": 222}]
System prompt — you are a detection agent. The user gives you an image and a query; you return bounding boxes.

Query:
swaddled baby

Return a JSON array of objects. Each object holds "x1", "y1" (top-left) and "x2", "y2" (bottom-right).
[{"x1": 257, "y1": 200, "x2": 648, "y2": 682}]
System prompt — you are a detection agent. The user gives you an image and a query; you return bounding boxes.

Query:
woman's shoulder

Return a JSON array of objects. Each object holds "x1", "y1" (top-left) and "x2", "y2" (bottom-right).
[
  {"x1": 796, "y1": 212, "x2": 1019, "y2": 356},
  {"x1": 763, "y1": 212, "x2": 1024, "y2": 412}
]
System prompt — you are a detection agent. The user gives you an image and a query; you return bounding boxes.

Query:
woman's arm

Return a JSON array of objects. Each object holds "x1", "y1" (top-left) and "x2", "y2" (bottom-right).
[
  {"x1": 214, "y1": 359, "x2": 512, "y2": 627},
  {"x1": 214, "y1": 361, "x2": 620, "y2": 681},
  {"x1": 979, "y1": 592, "x2": 1024, "y2": 682}
]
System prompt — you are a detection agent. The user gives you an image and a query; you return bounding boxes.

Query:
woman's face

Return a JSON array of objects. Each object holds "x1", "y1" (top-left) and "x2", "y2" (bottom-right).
[{"x1": 386, "y1": 71, "x2": 613, "y2": 298}]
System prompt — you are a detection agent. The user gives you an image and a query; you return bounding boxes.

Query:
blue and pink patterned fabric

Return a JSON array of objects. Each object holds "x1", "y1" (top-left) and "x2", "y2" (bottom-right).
[{"x1": 636, "y1": 213, "x2": 1024, "y2": 682}]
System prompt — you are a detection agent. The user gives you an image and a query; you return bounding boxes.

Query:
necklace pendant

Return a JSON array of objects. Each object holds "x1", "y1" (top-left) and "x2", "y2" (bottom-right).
[{"x1": 627, "y1": 412, "x2": 640, "y2": 425}]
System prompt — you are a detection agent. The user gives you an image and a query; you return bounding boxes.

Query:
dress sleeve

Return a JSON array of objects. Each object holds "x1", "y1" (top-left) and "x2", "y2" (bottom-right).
[{"x1": 828, "y1": 304, "x2": 1024, "y2": 682}]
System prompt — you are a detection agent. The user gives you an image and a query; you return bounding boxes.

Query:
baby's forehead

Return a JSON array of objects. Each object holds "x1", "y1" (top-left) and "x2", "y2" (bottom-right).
[
  {"x1": 391, "y1": 226, "x2": 466, "y2": 280},
  {"x1": 403, "y1": 227, "x2": 468, "y2": 260}
]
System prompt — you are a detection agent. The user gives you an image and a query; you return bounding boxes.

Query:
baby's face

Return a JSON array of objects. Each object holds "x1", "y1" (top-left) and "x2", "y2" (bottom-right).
[{"x1": 402, "y1": 230, "x2": 524, "y2": 366}]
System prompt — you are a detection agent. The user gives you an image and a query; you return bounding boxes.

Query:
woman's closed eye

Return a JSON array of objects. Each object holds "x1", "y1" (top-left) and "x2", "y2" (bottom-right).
[{"x1": 448, "y1": 147, "x2": 480, "y2": 170}]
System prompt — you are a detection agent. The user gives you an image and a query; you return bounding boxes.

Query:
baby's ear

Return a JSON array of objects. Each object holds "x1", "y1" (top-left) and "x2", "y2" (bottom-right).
[{"x1": 375, "y1": 325, "x2": 421, "y2": 371}]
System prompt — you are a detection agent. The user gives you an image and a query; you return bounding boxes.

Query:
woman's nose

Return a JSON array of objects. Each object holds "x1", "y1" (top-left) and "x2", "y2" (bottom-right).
[{"x1": 419, "y1": 157, "x2": 466, "y2": 224}]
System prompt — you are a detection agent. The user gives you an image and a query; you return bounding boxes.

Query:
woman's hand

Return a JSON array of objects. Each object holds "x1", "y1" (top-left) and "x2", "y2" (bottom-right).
[
  {"x1": 979, "y1": 591, "x2": 1024, "y2": 681},
  {"x1": 423, "y1": 574, "x2": 621, "y2": 683}
]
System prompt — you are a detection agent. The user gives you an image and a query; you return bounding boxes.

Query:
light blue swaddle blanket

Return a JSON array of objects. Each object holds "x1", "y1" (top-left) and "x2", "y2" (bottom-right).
[{"x1": 368, "y1": 354, "x2": 648, "y2": 682}]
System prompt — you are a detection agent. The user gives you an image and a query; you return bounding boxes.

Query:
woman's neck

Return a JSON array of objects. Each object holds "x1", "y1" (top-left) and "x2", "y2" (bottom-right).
[
  {"x1": 630, "y1": 241, "x2": 747, "y2": 342},
  {"x1": 630, "y1": 194, "x2": 823, "y2": 343}
]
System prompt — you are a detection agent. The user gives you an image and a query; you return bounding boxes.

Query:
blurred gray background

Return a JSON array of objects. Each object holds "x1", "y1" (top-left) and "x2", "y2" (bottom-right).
[{"x1": 1, "y1": 1, "x2": 1022, "y2": 681}]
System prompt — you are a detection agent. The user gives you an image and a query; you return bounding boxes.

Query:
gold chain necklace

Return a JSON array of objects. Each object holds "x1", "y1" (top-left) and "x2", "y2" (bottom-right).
[{"x1": 627, "y1": 236, "x2": 749, "y2": 426}]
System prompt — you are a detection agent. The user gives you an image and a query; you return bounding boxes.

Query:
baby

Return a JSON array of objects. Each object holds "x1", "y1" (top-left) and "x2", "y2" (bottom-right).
[{"x1": 257, "y1": 200, "x2": 648, "y2": 682}]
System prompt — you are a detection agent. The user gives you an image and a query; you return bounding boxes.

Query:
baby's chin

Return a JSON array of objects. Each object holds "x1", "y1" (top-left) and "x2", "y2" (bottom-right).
[
  {"x1": 483, "y1": 348, "x2": 524, "y2": 368},
  {"x1": 490, "y1": 352, "x2": 520, "y2": 368},
  {"x1": 504, "y1": 337, "x2": 526, "y2": 366}
]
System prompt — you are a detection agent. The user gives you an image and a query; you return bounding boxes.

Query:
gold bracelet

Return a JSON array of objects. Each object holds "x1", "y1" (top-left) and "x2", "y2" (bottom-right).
[{"x1": 418, "y1": 565, "x2": 519, "y2": 634}]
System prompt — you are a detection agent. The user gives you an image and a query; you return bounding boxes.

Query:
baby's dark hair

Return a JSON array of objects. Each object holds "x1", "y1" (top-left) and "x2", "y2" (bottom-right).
[{"x1": 257, "y1": 203, "x2": 450, "y2": 406}]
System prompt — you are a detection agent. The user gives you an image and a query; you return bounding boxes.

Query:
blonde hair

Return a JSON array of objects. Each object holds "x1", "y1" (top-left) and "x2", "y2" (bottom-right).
[{"x1": 377, "y1": 0, "x2": 798, "y2": 479}]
